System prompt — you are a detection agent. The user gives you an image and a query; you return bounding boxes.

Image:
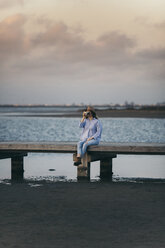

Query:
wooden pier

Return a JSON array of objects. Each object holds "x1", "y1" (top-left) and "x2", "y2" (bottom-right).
[{"x1": 0, "y1": 142, "x2": 165, "y2": 180}]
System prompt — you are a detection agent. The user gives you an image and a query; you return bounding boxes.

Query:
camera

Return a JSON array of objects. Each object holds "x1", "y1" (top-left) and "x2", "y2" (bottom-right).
[{"x1": 84, "y1": 111, "x2": 90, "y2": 117}]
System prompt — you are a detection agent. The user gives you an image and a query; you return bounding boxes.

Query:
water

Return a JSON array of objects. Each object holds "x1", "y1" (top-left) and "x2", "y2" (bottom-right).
[
  {"x1": 0, "y1": 115, "x2": 165, "y2": 182},
  {"x1": 0, "y1": 117, "x2": 164, "y2": 143}
]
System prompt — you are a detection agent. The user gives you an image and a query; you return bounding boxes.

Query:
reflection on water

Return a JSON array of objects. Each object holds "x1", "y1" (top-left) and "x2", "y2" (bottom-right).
[{"x1": 0, "y1": 153, "x2": 165, "y2": 183}]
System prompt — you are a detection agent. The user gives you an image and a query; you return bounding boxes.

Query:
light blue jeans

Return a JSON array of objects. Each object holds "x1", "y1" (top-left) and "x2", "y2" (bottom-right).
[{"x1": 77, "y1": 139, "x2": 99, "y2": 158}]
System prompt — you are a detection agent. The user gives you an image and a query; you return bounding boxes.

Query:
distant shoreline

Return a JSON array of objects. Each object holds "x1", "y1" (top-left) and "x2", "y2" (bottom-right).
[
  {"x1": 94, "y1": 109, "x2": 165, "y2": 118},
  {"x1": 0, "y1": 109, "x2": 165, "y2": 118}
]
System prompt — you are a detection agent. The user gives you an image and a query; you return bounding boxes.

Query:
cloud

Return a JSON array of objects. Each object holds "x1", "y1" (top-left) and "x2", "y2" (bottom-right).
[
  {"x1": 154, "y1": 20, "x2": 165, "y2": 29},
  {"x1": 32, "y1": 22, "x2": 80, "y2": 47},
  {"x1": 137, "y1": 47, "x2": 165, "y2": 60},
  {"x1": 0, "y1": 14, "x2": 165, "y2": 87},
  {"x1": 0, "y1": 14, "x2": 136, "y2": 67},
  {"x1": 0, "y1": 14, "x2": 28, "y2": 62},
  {"x1": 97, "y1": 31, "x2": 136, "y2": 50},
  {"x1": 134, "y1": 16, "x2": 165, "y2": 30},
  {"x1": 31, "y1": 25, "x2": 137, "y2": 68},
  {"x1": 0, "y1": 0, "x2": 24, "y2": 8}
]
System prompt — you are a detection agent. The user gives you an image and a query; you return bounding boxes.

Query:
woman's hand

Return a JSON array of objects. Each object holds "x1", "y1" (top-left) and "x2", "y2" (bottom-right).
[
  {"x1": 83, "y1": 111, "x2": 86, "y2": 118},
  {"x1": 86, "y1": 137, "x2": 94, "y2": 143},
  {"x1": 80, "y1": 112, "x2": 86, "y2": 122}
]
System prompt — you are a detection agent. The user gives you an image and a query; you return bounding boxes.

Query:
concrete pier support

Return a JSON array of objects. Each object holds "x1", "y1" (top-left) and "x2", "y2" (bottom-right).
[
  {"x1": 100, "y1": 158, "x2": 113, "y2": 181},
  {"x1": 11, "y1": 155, "x2": 24, "y2": 180},
  {"x1": 77, "y1": 153, "x2": 90, "y2": 181},
  {"x1": 100, "y1": 154, "x2": 117, "y2": 181}
]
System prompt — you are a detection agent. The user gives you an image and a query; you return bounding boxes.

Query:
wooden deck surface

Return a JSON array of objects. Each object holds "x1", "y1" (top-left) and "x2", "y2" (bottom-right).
[{"x1": 0, "y1": 142, "x2": 165, "y2": 155}]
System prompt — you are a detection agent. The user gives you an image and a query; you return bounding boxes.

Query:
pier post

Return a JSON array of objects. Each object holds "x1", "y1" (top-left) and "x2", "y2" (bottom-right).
[
  {"x1": 11, "y1": 155, "x2": 24, "y2": 180},
  {"x1": 77, "y1": 153, "x2": 90, "y2": 181},
  {"x1": 100, "y1": 158, "x2": 113, "y2": 181}
]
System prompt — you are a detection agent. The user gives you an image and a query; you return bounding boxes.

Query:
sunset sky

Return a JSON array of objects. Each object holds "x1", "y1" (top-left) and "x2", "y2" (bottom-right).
[{"x1": 0, "y1": 0, "x2": 165, "y2": 104}]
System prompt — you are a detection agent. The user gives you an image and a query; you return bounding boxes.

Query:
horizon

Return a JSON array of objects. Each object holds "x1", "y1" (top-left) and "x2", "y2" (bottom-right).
[{"x1": 0, "y1": 102, "x2": 165, "y2": 107}]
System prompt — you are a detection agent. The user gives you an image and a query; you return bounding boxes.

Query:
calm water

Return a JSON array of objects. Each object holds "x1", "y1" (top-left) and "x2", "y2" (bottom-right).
[
  {"x1": 0, "y1": 117, "x2": 165, "y2": 142},
  {"x1": 0, "y1": 116, "x2": 165, "y2": 182}
]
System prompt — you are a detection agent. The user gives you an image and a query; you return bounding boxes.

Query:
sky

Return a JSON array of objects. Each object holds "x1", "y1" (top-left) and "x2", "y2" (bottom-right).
[{"x1": 0, "y1": 0, "x2": 165, "y2": 105}]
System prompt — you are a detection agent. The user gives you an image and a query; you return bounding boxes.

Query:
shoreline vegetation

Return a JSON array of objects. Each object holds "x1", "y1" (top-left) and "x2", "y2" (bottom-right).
[{"x1": 0, "y1": 104, "x2": 165, "y2": 118}]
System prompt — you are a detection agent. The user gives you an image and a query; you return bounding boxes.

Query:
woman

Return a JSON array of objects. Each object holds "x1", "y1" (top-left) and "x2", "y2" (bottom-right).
[{"x1": 74, "y1": 106, "x2": 102, "y2": 166}]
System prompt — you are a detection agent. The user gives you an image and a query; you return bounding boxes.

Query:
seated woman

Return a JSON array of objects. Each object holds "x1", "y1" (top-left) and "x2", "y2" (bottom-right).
[{"x1": 74, "y1": 106, "x2": 102, "y2": 166}]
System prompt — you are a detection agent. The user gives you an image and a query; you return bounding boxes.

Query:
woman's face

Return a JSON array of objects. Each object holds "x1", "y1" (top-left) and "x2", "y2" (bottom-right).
[{"x1": 88, "y1": 111, "x2": 92, "y2": 118}]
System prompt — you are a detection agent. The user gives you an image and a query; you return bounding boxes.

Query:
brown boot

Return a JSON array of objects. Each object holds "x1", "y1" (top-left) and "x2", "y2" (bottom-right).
[{"x1": 74, "y1": 157, "x2": 81, "y2": 166}]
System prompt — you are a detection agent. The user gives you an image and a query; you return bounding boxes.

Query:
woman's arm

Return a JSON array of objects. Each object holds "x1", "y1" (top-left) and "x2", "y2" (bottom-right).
[
  {"x1": 79, "y1": 112, "x2": 86, "y2": 128},
  {"x1": 92, "y1": 120, "x2": 102, "y2": 140}
]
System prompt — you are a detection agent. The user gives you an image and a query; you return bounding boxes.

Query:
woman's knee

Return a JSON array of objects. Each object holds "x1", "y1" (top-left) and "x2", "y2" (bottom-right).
[
  {"x1": 82, "y1": 142, "x2": 88, "y2": 151},
  {"x1": 77, "y1": 141, "x2": 83, "y2": 147},
  {"x1": 88, "y1": 140, "x2": 99, "y2": 146}
]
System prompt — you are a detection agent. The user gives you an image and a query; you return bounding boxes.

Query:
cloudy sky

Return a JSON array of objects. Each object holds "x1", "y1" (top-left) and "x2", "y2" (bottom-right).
[{"x1": 0, "y1": 0, "x2": 165, "y2": 104}]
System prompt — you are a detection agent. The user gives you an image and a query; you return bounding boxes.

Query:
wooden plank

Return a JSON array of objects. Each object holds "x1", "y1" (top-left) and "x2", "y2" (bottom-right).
[
  {"x1": 0, "y1": 142, "x2": 77, "y2": 153},
  {"x1": 89, "y1": 143, "x2": 165, "y2": 155},
  {"x1": 0, "y1": 142, "x2": 165, "y2": 155},
  {"x1": 0, "y1": 152, "x2": 27, "y2": 160},
  {"x1": 73, "y1": 153, "x2": 117, "y2": 162},
  {"x1": 88, "y1": 153, "x2": 117, "y2": 162}
]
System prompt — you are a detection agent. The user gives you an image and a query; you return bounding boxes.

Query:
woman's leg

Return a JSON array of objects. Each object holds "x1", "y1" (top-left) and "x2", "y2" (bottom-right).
[
  {"x1": 82, "y1": 139, "x2": 99, "y2": 157},
  {"x1": 77, "y1": 141, "x2": 85, "y2": 157}
]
